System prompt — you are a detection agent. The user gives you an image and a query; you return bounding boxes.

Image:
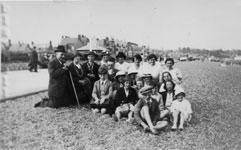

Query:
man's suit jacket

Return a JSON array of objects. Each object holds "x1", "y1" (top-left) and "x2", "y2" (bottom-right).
[
  {"x1": 114, "y1": 87, "x2": 138, "y2": 107},
  {"x1": 160, "y1": 90, "x2": 175, "y2": 107},
  {"x1": 134, "y1": 97, "x2": 160, "y2": 125},
  {"x1": 92, "y1": 80, "x2": 113, "y2": 100},
  {"x1": 48, "y1": 58, "x2": 68, "y2": 97}
]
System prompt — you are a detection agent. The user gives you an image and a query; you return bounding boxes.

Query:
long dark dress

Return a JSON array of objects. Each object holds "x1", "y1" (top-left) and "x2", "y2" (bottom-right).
[{"x1": 67, "y1": 63, "x2": 92, "y2": 104}]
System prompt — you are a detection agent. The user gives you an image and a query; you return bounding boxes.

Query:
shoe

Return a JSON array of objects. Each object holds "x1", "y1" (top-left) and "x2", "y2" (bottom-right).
[
  {"x1": 171, "y1": 126, "x2": 177, "y2": 131},
  {"x1": 150, "y1": 128, "x2": 159, "y2": 135},
  {"x1": 143, "y1": 127, "x2": 150, "y2": 133},
  {"x1": 112, "y1": 114, "x2": 119, "y2": 122},
  {"x1": 179, "y1": 127, "x2": 184, "y2": 131}
]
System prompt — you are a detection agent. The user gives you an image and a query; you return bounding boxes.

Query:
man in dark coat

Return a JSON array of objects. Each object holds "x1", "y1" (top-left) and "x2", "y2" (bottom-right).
[
  {"x1": 47, "y1": 45, "x2": 72, "y2": 108},
  {"x1": 82, "y1": 51, "x2": 100, "y2": 89},
  {"x1": 29, "y1": 46, "x2": 39, "y2": 72}
]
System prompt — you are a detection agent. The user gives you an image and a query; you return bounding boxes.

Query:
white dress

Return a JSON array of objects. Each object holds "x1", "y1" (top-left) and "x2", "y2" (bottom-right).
[
  {"x1": 138, "y1": 63, "x2": 163, "y2": 82},
  {"x1": 171, "y1": 99, "x2": 192, "y2": 120},
  {"x1": 114, "y1": 62, "x2": 130, "y2": 73}
]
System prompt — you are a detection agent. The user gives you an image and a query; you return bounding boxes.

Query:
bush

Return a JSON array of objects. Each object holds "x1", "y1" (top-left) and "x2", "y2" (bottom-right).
[{"x1": 1, "y1": 51, "x2": 30, "y2": 63}]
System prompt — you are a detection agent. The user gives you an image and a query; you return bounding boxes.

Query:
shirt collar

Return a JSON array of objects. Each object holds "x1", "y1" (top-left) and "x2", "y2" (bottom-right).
[
  {"x1": 145, "y1": 97, "x2": 152, "y2": 103},
  {"x1": 100, "y1": 80, "x2": 107, "y2": 85}
]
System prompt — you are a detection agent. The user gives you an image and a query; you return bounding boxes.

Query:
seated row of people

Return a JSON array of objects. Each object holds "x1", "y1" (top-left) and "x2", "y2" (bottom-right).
[{"x1": 88, "y1": 65, "x2": 192, "y2": 134}]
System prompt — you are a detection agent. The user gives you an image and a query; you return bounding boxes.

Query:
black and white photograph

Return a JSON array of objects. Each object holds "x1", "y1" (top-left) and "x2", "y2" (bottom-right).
[{"x1": 1, "y1": 0, "x2": 241, "y2": 149}]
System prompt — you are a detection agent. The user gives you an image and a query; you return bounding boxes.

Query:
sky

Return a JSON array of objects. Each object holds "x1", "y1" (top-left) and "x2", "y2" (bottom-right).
[{"x1": 1, "y1": 0, "x2": 241, "y2": 50}]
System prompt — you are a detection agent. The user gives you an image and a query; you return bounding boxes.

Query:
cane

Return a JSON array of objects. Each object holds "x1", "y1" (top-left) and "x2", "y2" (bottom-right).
[{"x1": 68, "y1": 70, "x2": 81, "y2": 108}]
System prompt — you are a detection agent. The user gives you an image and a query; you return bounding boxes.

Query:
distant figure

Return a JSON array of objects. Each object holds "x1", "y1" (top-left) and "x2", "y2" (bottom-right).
[{"x1": 29, "y1": 47, "x2": 39, "y2": 72}]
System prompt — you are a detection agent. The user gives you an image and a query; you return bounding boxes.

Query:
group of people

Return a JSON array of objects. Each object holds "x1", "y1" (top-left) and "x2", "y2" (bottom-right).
[{"x1": 35, "y1": 45, "x2": 192, "y2": 135}]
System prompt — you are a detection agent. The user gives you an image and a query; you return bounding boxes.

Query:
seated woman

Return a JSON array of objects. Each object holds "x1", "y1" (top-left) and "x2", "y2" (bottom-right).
[
  {"x1": 112, "y1": 71, "x2": 126, "y2": 98},
  {"x1": 159, "y1": 71, "x2": 182, "y2": 93},
  {"x1": 113, "y1": 76, "x2": 139, "y2": 122},
  {"x1": 134, "y1": 85, "x2": 168, "y2": 135},
  {"x1": 128, "y1": 69, "x2": 138, "y2": 87},
  {"x1": 160, "y1": 80, "x2": 176, "y2": 112},
  {"x1": 142, "y1": 74, "x2": 153, "y2": 86},
  {"x1": 90, "y1": 66, "x2": 113, "y2": 114},
  {"x1": 170, "y1": 89, "x2": 192, "y2": 131},
  {"x1": 68, "y1": 53, "x2": 92, "y2": 104}
]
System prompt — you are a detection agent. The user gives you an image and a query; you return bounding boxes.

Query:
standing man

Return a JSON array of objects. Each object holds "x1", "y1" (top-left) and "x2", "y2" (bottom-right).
[
  {"x1": 47, "y1": 45, "x2": 72, "y2": 108},
  {"x1": 29, "y1": 46, "x2": 39, "y2": 72}
]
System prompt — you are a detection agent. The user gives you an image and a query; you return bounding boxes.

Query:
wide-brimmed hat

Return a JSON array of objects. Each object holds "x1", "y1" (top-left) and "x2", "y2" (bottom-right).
[
  {"x1": 107, "y1": 57, "x2": 115, "y2": 63},
  {"x1": 54, "y1": 45, "x2": 66, "y2": 53},
  {"x1": 72, "y1": 53, "x2": 82, "y2": 60},
  {"x1": 115, "y1": 71, "x2": 126, "y2": 79},
  {"x1": 142, "y1": 74, "x2": 152, "y2": 79},
  {"x1": 98, "y1": 66, "x2": 108, "y2": 74},
  {"x1": 101, "y1": 51, "x2": 111, "y2": 57},
  {"x1": 139, "y1": 85, "x2": 153, "y2": 95},
  {"x1": 116, "y1": 52, "x2": 126, "y2": 59},
  {"x1": 128, "y1": 68, "x2": 138, "y2": 75},
  {"x1": 85, "y1": 51, "x2": 97, "y2": 57},
  {"x1": 175, "y1": 88, "x2": 185, "y2": 97}
]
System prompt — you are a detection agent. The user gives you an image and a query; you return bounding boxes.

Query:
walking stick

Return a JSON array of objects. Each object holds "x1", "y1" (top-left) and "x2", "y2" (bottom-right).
[{"x1": 68, "y1": 70, "x2": 81, "y2": 108}]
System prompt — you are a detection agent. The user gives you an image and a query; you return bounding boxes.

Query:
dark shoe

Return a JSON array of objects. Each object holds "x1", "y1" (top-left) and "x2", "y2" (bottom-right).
[
  {"x1": 112, "y1": 114, "x2": 119, "y2": 122},
  {"x1": 171, "y1": 127, "x2": 177, "y2": 131},
  {"x1": 179, "y1": 127, "x2": 184, "y2": 131},
  {"x1": 143, "y1": 127, "x2": 150, "y2": 133}
]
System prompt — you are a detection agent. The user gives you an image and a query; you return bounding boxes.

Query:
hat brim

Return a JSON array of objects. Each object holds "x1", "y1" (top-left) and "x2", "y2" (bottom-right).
[
  {"x1": 175, "y1": 92, "x2": 185, "y2": 97},
  {"x1": 54, "y1": 50, "x2": 66, "y2": 53},
  {"x1": 140, "y1": 89, "x2": 152, "y2": 95}
]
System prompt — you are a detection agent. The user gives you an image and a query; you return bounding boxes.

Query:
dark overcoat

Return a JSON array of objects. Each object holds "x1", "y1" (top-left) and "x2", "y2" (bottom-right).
[{"x1": 48, "y1": 58, "x2": 68, "y2": 98}]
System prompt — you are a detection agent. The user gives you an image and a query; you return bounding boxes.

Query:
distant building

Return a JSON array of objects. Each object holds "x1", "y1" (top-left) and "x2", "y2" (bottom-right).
[
  {"x1": 9, "y1": 42, "x2": 31, "y2": 52},
  {"x1": 60, "y1": 35, "x2": 89, "y2": 50}
]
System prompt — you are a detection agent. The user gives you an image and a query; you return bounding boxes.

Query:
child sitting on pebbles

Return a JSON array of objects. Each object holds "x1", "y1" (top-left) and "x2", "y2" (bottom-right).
[
  {"x1": 113, "y1": 76, "x2": 139, "y2": 122},
  {"x1": 90, "y1": 66, "x2": 113, "y2": 114},
  {"x1": 171, "y1": 89, "x2": 192, "y2": 131}
]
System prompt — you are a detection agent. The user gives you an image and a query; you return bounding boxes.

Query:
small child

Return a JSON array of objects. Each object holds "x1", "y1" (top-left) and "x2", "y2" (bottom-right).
[
  {"x1": 171, "y1": 89, "x2": 192, "y2": 130},
  {"x1": 113, "y1": 76, "x2": 138, "y2": 122},
  {"x1": 90, "y1": 66, "x2": 113, "y2": 114}
]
